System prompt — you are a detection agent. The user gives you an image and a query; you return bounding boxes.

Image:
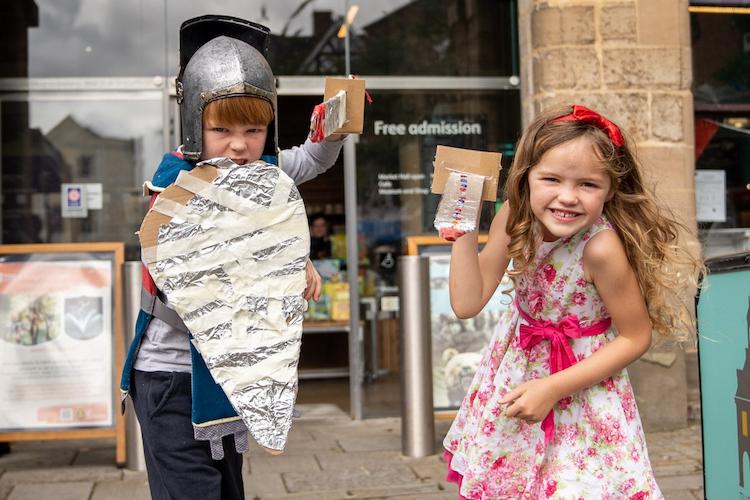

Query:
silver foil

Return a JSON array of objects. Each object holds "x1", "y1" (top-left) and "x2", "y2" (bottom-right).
[
  {"x1": 214, "y1": 163, "x2": 279, "y2": 207},
  {"x1": 162, "y1": 265, "x2": 234, "y2": 294},
  {"x1": 148, "y1": 159, "x2": 309, "y2": 453},
  {"x1": 158, "y1": 220, "x2": 208, "y2": 243},
  {"x1": 154, "y1": 230, "x2": 264, "y2": 273},
  {"x1": 232, "y1": 378, "x2": 296, "y2": 451},
  {"x1": 198, "y1": 321, "x2": 233, "y2": 342},
  {"x1": 252, "y1": 237, "x2": 301, "y2": 261},
  {"x1": 205, "y1": 337, "x2": 299, "y2": 369},
  {"x1": 183, "y1": 299, "x2": 230, "y2": 322},
  {"x1": 282, "y1": 295, "x2": 306, "y2": 326},
  {"x1": 264, "y1": 255, "x2": 307, "y2": 278},
  {"x1": 245, "y1": 296, "x2": 269, "y2": 315},
  {"x1": 433, "y1": 170, "x2": 486, "y2": 234}
]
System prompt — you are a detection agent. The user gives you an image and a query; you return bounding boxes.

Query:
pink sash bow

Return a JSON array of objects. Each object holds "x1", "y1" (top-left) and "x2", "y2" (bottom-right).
[{"x1": 516, "y1": 299, "x2": 611, "y2": 444}]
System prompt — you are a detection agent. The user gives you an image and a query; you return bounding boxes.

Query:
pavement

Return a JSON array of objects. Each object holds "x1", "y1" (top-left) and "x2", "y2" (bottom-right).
[{"x1": 0, "y1": 404, "x2": 704, "y2": 500}]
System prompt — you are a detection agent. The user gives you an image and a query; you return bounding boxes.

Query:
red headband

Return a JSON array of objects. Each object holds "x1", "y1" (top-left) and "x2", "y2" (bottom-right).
[{"x1": 552, "y1": 105, "x2": 624, "y2": 148}]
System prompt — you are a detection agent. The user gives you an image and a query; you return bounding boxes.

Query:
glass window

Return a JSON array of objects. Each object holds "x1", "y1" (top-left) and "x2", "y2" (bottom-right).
[
  {"x1": 691, "y1": 5, "x2": 750, "y2": 256},
  {"x1": 0, "y1": 97, "x2": 163, "y2": 259},
  {"x1": 7, "y1": 1, "x2": 516, "y2": 78},
  {"x1": 692, "y1": 11, "x2": 750, "y2": 106},
  {"x1": 356, "y1": 89, "x2": 519, "y2": 285}
]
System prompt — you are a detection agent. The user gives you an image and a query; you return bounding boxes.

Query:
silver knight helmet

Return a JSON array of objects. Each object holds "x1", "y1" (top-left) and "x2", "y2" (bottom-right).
[{"x1": 176, "y1": 15, "x2": 278, "y2": 161}]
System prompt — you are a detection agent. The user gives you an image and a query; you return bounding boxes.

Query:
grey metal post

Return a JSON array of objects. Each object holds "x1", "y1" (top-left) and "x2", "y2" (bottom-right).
[
  {"x1": 398, "y1": 255, "x2": 435, "y2": 457},
  {"x1": 123, "y1": 261, "x2": 146, "y2": 471},
  {"x1": 342, "y1": 2, "x2": 363, "y2": 420},
  {"x1": 344, "y1": 136, "x2": 363, "y2": 420}
]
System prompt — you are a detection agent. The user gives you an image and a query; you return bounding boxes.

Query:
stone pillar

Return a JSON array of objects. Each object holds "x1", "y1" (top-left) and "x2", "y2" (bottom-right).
[{"x1": 518, "y1": 0, "x2": 694, "y2": 431}]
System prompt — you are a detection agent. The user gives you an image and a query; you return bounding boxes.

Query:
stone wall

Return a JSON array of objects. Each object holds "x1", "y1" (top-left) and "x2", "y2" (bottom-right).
[{"x1": 518, "y1": 0, "x2": 695, "y2": 431}]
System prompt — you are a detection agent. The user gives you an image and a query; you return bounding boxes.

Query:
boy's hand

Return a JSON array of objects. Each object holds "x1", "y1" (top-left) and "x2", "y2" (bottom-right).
[
  {"x1": 500, "y1": 378, "x2": 561, "y2": 423},
  {"x1": 304, "y1": 259, "x2": 322, "y2": 301}
]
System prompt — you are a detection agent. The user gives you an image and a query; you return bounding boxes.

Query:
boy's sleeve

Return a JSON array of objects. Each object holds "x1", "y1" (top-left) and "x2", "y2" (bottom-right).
[{"x1": 279, "y1": 136, "x2": 347, "y2": 185}]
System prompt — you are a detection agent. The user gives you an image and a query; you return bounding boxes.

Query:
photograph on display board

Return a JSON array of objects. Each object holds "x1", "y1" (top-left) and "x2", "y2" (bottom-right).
[
  {"x1": 428, "y1": 254, "x2": 513, "y2": 410},
  {"x1": 406, "y1": 235, "x2": 513, "y2": 411},
  {"x1": 0, "y1": 251, "x2": 115, "y2": 431}
]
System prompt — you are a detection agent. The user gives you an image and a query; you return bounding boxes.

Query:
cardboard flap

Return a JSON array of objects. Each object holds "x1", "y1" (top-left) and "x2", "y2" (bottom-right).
[
  {"x1": 323, "y1": 77, "x2": 365, "y2": 134},
  {"x1": 139, "y1": 165, "x2": 220, "y2": 250},
  {"x1": 431, "y1": 145, "x2": 502, "y2": 202}
]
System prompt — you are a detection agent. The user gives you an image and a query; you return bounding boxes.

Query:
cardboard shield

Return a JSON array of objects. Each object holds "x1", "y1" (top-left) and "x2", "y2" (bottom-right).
[{"x1": 139, "y1": 157, "x2": 309, "y2": 452}]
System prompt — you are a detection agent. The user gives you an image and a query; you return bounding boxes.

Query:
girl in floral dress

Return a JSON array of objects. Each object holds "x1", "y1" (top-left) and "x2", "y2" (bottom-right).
[{"x1": 442, "y1": 105, "x2": 702, "y2": 499}]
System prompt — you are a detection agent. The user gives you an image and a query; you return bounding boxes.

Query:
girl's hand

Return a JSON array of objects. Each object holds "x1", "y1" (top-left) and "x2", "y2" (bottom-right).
[
  {"x1": 304, "y1": 259, "x2": 322, "y2": 301},
  {"x1": 500, "y1": 378, "x2": 561, "y2": 423}
]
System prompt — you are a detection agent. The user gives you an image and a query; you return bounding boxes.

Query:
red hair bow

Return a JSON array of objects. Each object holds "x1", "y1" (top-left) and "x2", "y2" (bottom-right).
[{"x1": 552, "y1": 105, "x2": 624, "y2": 148}]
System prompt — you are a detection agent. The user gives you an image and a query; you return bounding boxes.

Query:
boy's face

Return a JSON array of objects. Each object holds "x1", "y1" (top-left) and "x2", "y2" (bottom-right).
[{"x1": 202, "y1": 117, "x2": 268, "y2": 165}]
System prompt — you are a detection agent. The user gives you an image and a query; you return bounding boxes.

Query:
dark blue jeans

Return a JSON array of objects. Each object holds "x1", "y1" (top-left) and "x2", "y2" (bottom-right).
[{"x1": 130, "y1": 370, "x2": 244, "y2": 500}]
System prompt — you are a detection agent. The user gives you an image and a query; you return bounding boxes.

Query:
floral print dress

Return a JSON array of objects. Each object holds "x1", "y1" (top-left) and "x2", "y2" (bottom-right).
[{"x1": 444, "y1": 217, "x2": 662, "y2": 499}]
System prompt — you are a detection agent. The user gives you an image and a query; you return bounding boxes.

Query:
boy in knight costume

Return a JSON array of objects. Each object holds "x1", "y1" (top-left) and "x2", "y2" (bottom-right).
[{"x1": 119, "y1": 15, "x2": 346, "y2": 500}]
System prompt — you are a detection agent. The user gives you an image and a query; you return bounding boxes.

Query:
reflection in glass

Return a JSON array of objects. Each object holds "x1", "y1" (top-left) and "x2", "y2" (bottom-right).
[
  {"x1": 692, "y1": 12, "x2": 750, "y2": 106},
  {"x1": 7, "y1": 1, "x2": 516, "y2": 78},
  {"x1": 0, "y1": 98, "x2": 162, "y2": 259}
]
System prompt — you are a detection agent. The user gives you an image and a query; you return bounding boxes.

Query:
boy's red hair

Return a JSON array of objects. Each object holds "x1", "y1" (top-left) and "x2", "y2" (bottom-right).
[{"x1": 203, "y1": 96, "x2": 273, "y2": 126}]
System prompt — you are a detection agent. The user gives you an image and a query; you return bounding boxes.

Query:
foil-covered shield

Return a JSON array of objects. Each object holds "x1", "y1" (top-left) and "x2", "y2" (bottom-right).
[{"x1": 139, "y1": 157, "x2": 309, "y2": 452}]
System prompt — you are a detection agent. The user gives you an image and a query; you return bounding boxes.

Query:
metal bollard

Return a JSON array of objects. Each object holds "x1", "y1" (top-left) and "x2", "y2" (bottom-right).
[
  {"x1": 123, "y1": 261, "x2": 146, "y2": 471},
  {"x1": 398, "y1": 255, "x2": 435, "y2": 457}
]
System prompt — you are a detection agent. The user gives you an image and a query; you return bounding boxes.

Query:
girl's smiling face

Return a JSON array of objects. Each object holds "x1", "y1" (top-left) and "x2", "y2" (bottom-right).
[{"x1": 528, "y1": 135, "x2": 613, "y2": 241}]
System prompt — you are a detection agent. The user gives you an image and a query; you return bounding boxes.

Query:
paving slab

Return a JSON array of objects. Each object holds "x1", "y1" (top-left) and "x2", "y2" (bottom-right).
[
  {"x1": 0, "y1": 408, "x2": 705, "y2": 500},
  {"x1": 315, "y1": 450, "x2": 402, "y2": 470},
  {"x1": 247, "y1": 452, "x2": 321, "y2": 475},
  {"x1": 657, "y1": 473, "x2": 704, "y2": 491},
  {"x1": 0, "y1": 449, "x2": 76, "y2": 470},
  {"x1": 0, "y1": 465, "x2": 121, "y2": 485},
  {"x1": 283, "y1": 462, "x2": 417, "y2": 493},
  {"x1": 72, "y1": 446, "x2": 117, "y2": 466},
  {"x1": 245, "y1": 472, "x2": 287, "y2": 499},
  {"x1": 91, "y1": 479, "x2": 151, "y2": 500},
  {"x1": 7, "y1": 481, "x2": 93, "y2": 500}
]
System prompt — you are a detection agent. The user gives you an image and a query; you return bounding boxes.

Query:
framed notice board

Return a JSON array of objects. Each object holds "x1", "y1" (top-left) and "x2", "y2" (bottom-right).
[
  {"x1": 405, "y1": 235, "x2": 512, "y2": 419},
  {"x1": 0, "y1": 243, "x2": 125, "y2": 465}
]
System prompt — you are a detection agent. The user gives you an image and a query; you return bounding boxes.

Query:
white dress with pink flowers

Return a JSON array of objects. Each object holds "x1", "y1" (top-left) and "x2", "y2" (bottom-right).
[{"x1": 443, "y1": 217, "x2": 663, "y2": 499}]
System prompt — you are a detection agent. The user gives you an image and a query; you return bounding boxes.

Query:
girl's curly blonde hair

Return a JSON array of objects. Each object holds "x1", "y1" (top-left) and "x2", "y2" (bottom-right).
[{"x1": 504, "y1": 105, "x2": 702, "y2": 341}]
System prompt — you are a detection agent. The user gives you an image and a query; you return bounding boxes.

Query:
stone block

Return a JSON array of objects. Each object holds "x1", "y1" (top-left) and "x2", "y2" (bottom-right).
[
  {"x1": 637, "y1": 144, "x2": 696, "y2": 222},
  {"x1": 601, "y1": 3, "x2": 637, "y2": 43},
  {"x1": 680, "y1": 46, "x2": 693, "y2": 90},
  {"x1": 603, "y1": 48, "x2": 683, "y2": 88},
  {"x1": 652, "y1": 93, "x2": 686, "y2": 142},
  {"x1": 7, "y1": 482, "x2": 93, "y2": 500},
  {"x1": 534, "y1": 47, "x2": 600, "y2": 92},
  {"x1": 637, "y1": 0, "x2": 684, "y2": 46},
  {"x1": 629, "y1": 348, "x2": 688, "y2": 431},
  {"x1": 531, "y1": 5, "x2": 595, "y2": 48},
  {"x1": 90, "y1": 479, "x2": 151, "y2": 500},
  {"x1": 538, "y1": 92, "x2": 650, "y2": 142}
]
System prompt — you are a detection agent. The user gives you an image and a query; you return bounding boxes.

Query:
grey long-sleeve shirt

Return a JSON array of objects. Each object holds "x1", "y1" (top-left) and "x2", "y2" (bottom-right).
[{"x1": 134, "y1": 137, "x2": 345, "y2": 373}]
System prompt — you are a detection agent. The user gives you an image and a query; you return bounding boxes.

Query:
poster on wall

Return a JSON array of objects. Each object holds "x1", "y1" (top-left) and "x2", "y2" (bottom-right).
[{"x1": 0, "y1": 249, "x2": 116, "y2": 431}]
